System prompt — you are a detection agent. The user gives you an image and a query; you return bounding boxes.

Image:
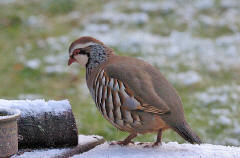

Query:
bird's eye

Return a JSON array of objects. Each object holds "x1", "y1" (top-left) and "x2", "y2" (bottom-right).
[
  {"x1": 71, "y1": 49, "x2": 88, "y2": 58},
  {"x1": 73, "y1": 49, "x2": 87, "y2": 55},
  {"x1": 73, "y1": 49, "x2": 81, "y2": 55}
]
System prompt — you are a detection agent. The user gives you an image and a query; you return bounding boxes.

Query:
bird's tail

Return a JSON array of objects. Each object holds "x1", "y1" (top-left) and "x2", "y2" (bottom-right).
[{"x1": 172, "y1": 121, "x2": 202, "y2": 144}]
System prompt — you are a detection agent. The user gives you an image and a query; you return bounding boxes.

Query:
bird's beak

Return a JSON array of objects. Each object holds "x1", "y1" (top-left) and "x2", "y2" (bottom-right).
[{"x1": 68, "y1": 57, "x2": 76, "y2": 66}]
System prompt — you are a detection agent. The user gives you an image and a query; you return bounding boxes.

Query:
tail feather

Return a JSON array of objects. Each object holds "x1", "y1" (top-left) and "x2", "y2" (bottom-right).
[{"x1": 172, "y1": 122, "x2": 202, "y2": 144}]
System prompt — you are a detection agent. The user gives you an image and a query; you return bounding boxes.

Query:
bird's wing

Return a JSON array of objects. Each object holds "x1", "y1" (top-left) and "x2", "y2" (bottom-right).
[{"x1": 96, "y1": 59, "x2": 170, "y2": 115}]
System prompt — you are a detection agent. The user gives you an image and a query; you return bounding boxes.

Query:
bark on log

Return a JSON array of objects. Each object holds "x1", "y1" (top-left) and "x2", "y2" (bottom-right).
[
  {"x1": 54, "y1": 136, "x2": 105, "y2": 158},
  {"x1": 18, "y1": 110, "x2": 78, "y2": 149},
  {"x1": 0, "y1": 100, "x2": 78, "y2": 149}
]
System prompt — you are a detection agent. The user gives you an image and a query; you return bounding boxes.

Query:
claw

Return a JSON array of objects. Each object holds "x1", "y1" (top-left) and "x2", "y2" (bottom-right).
[
  {"x1": 143, "y1": 142, "x2": 162, "y2": 148},
  {"x1": 136, "y1": 142, "x2": 162, "y2": 148},
  {"x1": 110, "y1": 141, "x2": 134, "y2": 146}
]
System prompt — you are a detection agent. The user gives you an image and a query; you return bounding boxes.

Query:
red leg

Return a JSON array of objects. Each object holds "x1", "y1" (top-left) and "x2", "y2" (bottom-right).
[
  {"x1": 153, "y1": 129, "x2": 162, "y2": 146},
  {"x1": 143, "y1": 129, "x2": 163, "y2": 148}
]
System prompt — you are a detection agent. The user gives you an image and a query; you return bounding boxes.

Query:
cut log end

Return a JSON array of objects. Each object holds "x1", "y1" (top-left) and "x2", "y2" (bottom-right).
[{"x1": 0, "y1": 100, "x2": 79, "y2": 149}]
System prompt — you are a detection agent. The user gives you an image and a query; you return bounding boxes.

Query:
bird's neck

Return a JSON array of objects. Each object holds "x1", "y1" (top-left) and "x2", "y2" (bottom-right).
[{"x1": 86, "y1": 45, "x2": 114, "y2": 74}]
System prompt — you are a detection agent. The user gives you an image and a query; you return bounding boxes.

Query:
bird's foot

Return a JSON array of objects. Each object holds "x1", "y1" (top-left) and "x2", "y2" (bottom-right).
[
  {"x1": 144, "y1": 142, "x2": 162, "y2": 148},
  {"x1": 136, "y1": 142, "x2": 162, "y2": 148},
  {"x1": 109, "y1": 141, "x2": 134, "y2": 146}
]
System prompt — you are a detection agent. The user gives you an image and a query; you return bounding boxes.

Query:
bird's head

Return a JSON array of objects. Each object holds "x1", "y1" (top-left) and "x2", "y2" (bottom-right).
[{"x1": 68, "y1": 36, "x2": 105, "y2": 66}]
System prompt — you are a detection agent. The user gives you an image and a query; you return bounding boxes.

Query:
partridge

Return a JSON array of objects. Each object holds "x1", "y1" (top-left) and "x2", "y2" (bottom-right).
[{"x1": 68, "y1": 36, "x2": 202, "y2": 146}]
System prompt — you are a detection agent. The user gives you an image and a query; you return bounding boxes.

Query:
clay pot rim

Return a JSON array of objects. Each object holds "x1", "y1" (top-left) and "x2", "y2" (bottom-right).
[{"x1": 0, "y1": 108, "x2": 21, "y2": 123}]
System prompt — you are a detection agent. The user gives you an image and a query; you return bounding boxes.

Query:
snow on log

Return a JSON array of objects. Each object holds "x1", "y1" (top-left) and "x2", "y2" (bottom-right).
[{"x1": 0, "y1": 99, "x2": 78, "y2": 149}]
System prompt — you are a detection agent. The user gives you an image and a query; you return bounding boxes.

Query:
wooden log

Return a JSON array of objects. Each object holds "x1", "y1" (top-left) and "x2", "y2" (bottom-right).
[
  {"x1": 0, "y1": 99, "x2": 78, "y2": 149},
  {"x1": 54, "y1": 136, "x2": 105, "y2": 158}
]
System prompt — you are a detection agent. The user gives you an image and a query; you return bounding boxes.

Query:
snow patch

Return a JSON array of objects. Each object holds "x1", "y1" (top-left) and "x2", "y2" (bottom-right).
[
  {"x1": 27, "y1": 15, "x2": 45, "y2": 28},
  {"x1": 218, "y1": 115, "x2": 232, "y2": 125},
  {"x1": 168, "y1": 71, "x2": 202, "y2": 86},
  {"x1": 18, "y1": 94, "x2": 43, "y2": 100},
  {"x1": 45, "y1": 65, "x2": 67, "y2": 73},
  {"x1": 194, "y1": 0, "x2": 214, "y2": 10},
  {"x1": 193, "y1": 84, "x2": 240, "y2": 145},
  {"x1": 76, "y1": 21, "x2": 240, "y2": 72},
  {"x1": 0, "y1": 0, "x2": 16, "y2": 4},
  {"x1": 93, "y1": 11, "x2": 149, "y2": 25},
  {"x1": 72, "y1": 0, "x2": 240, "y2": 73},
  {"x1": 195, "y1": 84, "x2": 240, "y2": 105},
  {"x1": 25, "y1": 59, "x2": 41, "y2": 69},
  {"x1": 46, "y1": 36, "x2": 70, "y2": 52}
]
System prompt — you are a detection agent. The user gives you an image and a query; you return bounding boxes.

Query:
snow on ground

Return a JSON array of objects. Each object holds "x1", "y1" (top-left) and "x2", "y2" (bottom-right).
[
  {"x1": 27, "y1": 15, "x2": 45, "y2": 28},
  {"x1": 13, "y1": 135, "x2": 103, "y2": 158},
  {"x1": 193, "y1": 84, "x2": 240, "y2": 145},
  {"x1": 195, "y1": 84, "x2": 240, "y2": 106},
  {"x1": 0, "y1": 99, "x2": 71, "y2": 117},
  {"x1": 25, "y1": 59, "x2": 41, "y2": 69},
  {"x1": 72, "y1": 0, "x2": 240, "y2": 73},
  {"x1": 12, "y1": 136, "x2": 240, "y2": 158},
  {"x1": 0, "y1": 0, "x2": 16, "y2": 4},
  {"x1": 168, "y1": 71, "x2": 202, "y2": 86},
  {"x1": 17, "y1": 0, "x2": 240, "y2": 74},
  {"x1": 72, "y1": 142, "x2": 240, "y2": 158},
  {"x1": 18, "y1": 94, "x2": 43, "y2": 100},
  {"x1": 43, "y1": 51, "x2": 79, "y2": 74}
]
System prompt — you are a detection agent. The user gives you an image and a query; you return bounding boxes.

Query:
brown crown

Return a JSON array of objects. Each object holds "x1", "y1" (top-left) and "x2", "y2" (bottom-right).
[{"x1": 69, "y1": 36, "x2": 104, "y2": 52}]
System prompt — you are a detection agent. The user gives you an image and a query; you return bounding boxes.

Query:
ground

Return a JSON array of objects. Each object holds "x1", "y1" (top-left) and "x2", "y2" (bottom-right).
[
  {"x1": 73, "y1": 142, "x2": 240, "y2": 158},
  {"x1": 0, "y1": 0, "x2": 240, "y2": 146},
  {"x1": 13, "y1": 135, "x2": 240, "y2": 158}
]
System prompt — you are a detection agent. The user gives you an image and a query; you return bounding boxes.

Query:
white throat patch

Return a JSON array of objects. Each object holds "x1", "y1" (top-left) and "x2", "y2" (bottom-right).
[
  {"x1": 74, "y1": 54, "x2": 89, "y2": 66},
  {"x1": 70, "y1": 42, "x2": 96, "y2": 56}
]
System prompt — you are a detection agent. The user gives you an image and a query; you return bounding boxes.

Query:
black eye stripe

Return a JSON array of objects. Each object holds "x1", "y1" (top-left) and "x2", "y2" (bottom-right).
[
  {"x1": 79, "y1": 50, "x2": 87, "y2": 55},
  {"x1": 72, "y1": 49, "x2": 89, "y2": 57}
]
